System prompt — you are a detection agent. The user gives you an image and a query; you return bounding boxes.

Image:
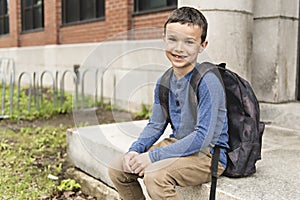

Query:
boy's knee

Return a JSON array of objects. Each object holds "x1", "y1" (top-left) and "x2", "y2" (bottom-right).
[
  {"x1": 144, "y1": 171, "x2": 179, "y2": 199},
  {"x1": 144, "y1": 171, "x2": 165, "y2": 189},
  {"x1": 108, "y1": 156, "x2": 124, "y2": 180},
  {"x1": 108, "y1": 165, "x2": 125, "y2": 183},
  {"x1": 108, "y1": 166, "x2": 117, "y2": 181}
]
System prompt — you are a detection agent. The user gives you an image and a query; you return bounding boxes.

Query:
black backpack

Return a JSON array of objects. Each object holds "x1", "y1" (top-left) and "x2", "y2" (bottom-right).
[{"x1": 158, "y1": 62, "x2": 265, "y2": 178}]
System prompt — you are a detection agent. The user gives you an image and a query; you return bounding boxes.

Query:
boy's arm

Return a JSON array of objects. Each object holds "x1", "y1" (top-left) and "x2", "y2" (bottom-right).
[
  {"x1": 128, "y1": 80, "x2": 168, "y2": 154},
  {"x1": 148, "y1": 72, "x2": 227, "y2": 162}
]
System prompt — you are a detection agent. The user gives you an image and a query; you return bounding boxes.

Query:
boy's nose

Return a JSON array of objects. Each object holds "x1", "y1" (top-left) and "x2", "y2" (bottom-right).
[{"x1": 174, "y1": 41, "x2": 184, "y2": 52}]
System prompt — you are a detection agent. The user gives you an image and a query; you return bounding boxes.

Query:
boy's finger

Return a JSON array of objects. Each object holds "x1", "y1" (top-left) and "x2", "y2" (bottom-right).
[
  {"x1": 139, "y1": 170, "x2": 144, "y2": 177},
  {"x1": 134, "y1": 166, "x2": 142, "y2": 174},
  {"x1": 122, "y1": 162, "x2": 129, "y2": 172},
  {"x1": 123, "y1": 156, "x2": 132, "y2": 173},
  {"x1": 123, "y1": 163, "x2": 131, "y2": 173},
  {"x1": 130, "y1": 162, "x2": 138, "y2": 171}
]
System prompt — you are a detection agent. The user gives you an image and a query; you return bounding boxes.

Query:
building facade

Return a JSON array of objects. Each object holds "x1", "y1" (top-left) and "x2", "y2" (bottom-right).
[
  {"x1": 0, "y1": 0, "x2": 299, "y2": 107},
  {"x1": 0, "y1": 0, "x2": 176, "y2": 47}
]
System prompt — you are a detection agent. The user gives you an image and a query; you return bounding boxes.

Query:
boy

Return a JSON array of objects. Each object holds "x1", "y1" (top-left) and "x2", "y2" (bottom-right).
[{"x1": 109, "y1": 6, "x2": 229, "y2": 200}]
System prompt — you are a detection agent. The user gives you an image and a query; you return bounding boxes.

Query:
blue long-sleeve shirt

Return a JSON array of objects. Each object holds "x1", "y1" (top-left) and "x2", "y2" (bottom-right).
[{"x1": 129, "y1": 65, "x2": 229, "y2": 168}]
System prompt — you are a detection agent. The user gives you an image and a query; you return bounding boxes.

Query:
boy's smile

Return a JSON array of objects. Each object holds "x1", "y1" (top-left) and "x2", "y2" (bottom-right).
[{"x1": 164, "y1": 22, "x2": 207, "y2": 79}]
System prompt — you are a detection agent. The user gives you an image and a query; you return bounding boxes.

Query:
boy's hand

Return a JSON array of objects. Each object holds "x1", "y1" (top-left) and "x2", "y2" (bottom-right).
[
  {"x1": 122, "y1": 151, "x2": 139, "y2": 173},
  {"x1": 129, "y1": 152, "x2": 152, "y2": 176}
]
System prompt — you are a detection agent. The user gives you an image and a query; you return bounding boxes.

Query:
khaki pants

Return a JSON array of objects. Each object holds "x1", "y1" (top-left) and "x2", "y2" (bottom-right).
[{"x1": 108, "y1": 138, "x2": 224, "y2": 200}]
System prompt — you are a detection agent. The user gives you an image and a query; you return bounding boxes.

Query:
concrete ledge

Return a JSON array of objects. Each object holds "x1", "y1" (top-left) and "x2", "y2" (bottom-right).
[
  {"x1": 67, "y1": 120, "x2": 300, "y2": 200},
  {"x1": 65, "y1": 167, "x2": 119, "y2": 200},
  {"x1": 260, "y1": 102, "x2": 300, "y2": 130}
]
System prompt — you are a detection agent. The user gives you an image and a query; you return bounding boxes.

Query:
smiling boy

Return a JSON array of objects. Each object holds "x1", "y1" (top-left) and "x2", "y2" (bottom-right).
[{"x1": 109, "y1": 7, "x2": 229, "y2": 200}]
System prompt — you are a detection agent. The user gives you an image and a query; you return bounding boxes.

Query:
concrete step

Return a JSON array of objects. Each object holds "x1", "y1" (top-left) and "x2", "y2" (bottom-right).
[
  {"x1": 260, "y1": 102, "x2": 300, "y2": 130},
  {"x1": 67, "y1": 120, "x2": 300, "y2": 200}
]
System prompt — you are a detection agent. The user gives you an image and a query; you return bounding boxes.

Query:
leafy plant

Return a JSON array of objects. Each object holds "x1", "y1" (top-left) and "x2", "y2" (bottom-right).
[
  {"x1": 57, "y1": 179, "x2": 81, "y2": 192},
  {"x1": 135, "y1": 103, "x2": 151, "y2": 119},
  {"x1": 0, "y1": 139, "x2": 11, "y2": 150}
]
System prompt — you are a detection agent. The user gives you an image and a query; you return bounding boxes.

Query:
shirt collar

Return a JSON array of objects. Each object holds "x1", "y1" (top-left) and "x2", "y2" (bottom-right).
[{"x1": 171, "y1": 65, "x2": 197, "y2": 83}]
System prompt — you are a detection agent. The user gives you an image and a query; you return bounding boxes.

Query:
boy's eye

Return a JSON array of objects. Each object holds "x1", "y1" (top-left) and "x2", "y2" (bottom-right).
[
  {"x1": 167, "y1": 37, "x2": 176, "y2": 42},
  {"x1": 185, "y1": 40, "x2": 195, "y2": 45}
]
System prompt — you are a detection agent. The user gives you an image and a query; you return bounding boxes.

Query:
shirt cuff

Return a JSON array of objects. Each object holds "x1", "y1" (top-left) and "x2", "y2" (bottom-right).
[{"x1": 148, "y1": 148, "x2": 161, "y2": 162}]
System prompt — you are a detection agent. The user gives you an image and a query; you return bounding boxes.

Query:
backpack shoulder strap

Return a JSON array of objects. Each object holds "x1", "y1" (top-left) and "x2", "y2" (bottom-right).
[
  {"x1": 189, "y1": 62, "x2": 222, "y2": 118},
  {"x1": 191, "y1": 62, "x2": 217, "y2": 87},
  {"x1": 210, "y1": 145, "x2": 221, "y2": 200},
  {"x1": 158, "y1": 67, "x2": 174, "y2": 129},
  {"x1": 190, "y1": 62, "x2": 222, "y2": 95}
]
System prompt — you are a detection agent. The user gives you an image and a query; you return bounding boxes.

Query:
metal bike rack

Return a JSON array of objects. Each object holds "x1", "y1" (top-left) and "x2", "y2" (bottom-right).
[
  {"x1": 17, "y1": 72, "x2": 32, "y2": 112},
  {"x1": 95, "y1": 68, "x2": 103, "y2": 108},
  {"x1": 60, "y1": 70, "x2": 79, "y2": 110},
  {"x1": 1, "y1": 60, "x2": 6, "y2": 116},
  {"x1": 100, "y1": 68, "x2": 105, "y2": 108},
  {"x1": 55, "y1": 70, "x2": 60, "y2": 107},
  {"x1": 0, "y1": 58, "x2": 15, "y2": 118},
  {"x1": 100, "y1": 66, "x2": 117, "y2": 108},
  {"x1": 40, "y1": 70, "x2": 57, "y2": 108},
  {"x1": 1, "y1": 58, "x2": 113, "y2": 117},
  {"x1": 81, "y1": 68, "x2": 104, "y2": 109},
  {"x1": 32, "y1": 72, "x2": 40, "y2": 110}
]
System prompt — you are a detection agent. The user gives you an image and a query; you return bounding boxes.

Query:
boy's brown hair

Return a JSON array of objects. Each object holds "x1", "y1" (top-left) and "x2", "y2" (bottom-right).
[{"x1": 164, "y1": 7, "x2": 208, "y2": 44}]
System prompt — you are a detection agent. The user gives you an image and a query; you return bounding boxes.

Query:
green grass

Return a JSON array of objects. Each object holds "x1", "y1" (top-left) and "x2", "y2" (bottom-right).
[
  {"x1": 0, "y1": 85, "x2": 82, "y2": 199},
  {"x1": 1, "y1": 84, "x2": 74, "y2": 120},
  {"x1": 0, "y1": 84, "x2": 149, "y2": 199},
  {"x1": 0, "y1": 125, "x2": 73, "y2": 199}
]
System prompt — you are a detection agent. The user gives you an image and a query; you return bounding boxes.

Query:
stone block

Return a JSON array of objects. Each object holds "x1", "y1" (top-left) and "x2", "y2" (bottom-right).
[
  {"x1": 260, "y1": 102, "x2": 300, "y2": 130},
  {"x1": 203, "y1": 12, "x2": 253, "y2": 81},
  {"x1": 66, "y1": 168, "x2": 120, "y2": 200},
  {"x1": 179, "y1": 0, "x2": 253, "y2": 13},
  {"x1": 179, "y1": 0, "x2": 254, "y2": 81},
  {"x1": 252, "y1": 18, "x2": 298, "y2": 102},
  {"x1": 254, "y1": 0, "x2": 299, "y2": 18}
]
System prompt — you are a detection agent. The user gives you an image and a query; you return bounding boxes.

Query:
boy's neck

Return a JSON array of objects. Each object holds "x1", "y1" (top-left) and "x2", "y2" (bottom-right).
[{"x1": 173, "y1": 64, "x2": 196, "y2": 80}]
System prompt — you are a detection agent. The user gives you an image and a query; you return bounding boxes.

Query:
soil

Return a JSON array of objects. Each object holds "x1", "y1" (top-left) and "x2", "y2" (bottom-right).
[
  {"x1": 0, "y1": 107, "x2": 142, "y2": 200},
  {"x1": 2, "y1": 107, "x2": 139, "y2": 131}
]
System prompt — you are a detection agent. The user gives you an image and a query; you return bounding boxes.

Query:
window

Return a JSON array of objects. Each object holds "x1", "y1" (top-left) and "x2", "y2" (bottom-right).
[
  {"x1": 21, "y1": 0, "x2": 44, "y2": 31},
  {"x1": 134, "y1": 0, "x2": 177, "y2": 14},
  {"x1": 62, "y1": 0, "x2": 105, "y2": 25},
  {"x1": 0, "y1": 0, "x2": 9, "y2": 35}
]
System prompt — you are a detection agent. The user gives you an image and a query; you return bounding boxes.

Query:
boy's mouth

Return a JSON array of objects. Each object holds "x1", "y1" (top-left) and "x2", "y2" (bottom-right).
[{"x1": 171, "y1": 53, "x2": 186, "y2": 60}]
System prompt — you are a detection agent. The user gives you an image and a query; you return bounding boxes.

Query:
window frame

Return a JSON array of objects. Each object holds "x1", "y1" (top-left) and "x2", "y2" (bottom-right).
[
  {"x1": 21, "y1": 0, "x2": 44, "y2": 32},
  {"x1": 0, "y1": 0, "x2": 9, "y2": 36},
  {"x1": 133, "y1": 0, "x2": 177, "y2": 15},
  {"x1": 61, "y1": 0, "x2": 105, "y2": 26}
]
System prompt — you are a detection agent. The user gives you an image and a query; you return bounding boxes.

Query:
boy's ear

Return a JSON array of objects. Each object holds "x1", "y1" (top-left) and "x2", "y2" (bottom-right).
[{"x1": 199, "y1": 40, "x2": 208, "y2": 53}]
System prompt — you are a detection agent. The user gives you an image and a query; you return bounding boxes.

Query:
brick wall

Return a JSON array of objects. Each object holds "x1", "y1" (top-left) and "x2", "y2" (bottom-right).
[
  {"x1": 59, "y1": 20, "x2": 108, "y2": 44},
  {"x1": 45, "y1": 0, "x2": 59, "y2": 44},
  {"x1": 132, "y1": 10, "x2": 171, "y2": 40},
  {"x1": 0, "y1": 0, "x2": 174, "y2": 48},
  {"x1": 19, "y1": 0, "x2": 61, "y2": 46},
  {"x1": 0, "y1": 0, "x2": 20, "y2": 47}
]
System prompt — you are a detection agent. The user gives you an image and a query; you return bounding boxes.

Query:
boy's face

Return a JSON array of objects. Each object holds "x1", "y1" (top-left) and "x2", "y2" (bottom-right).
[{"x1": 164, "y1": 22, "x2": 207, "y2": 75}]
